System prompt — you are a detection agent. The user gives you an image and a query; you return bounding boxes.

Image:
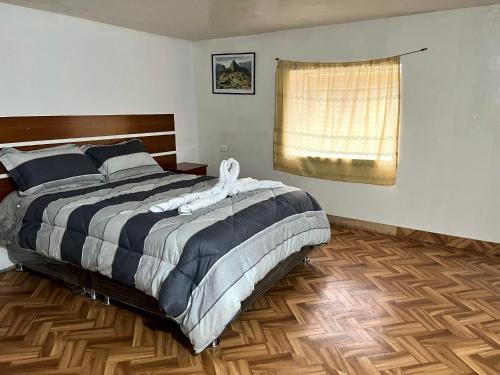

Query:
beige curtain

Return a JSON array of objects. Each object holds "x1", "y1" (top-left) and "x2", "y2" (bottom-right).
[{"x1": 274, "y1": 57, "x2": 400, "y2": 185}]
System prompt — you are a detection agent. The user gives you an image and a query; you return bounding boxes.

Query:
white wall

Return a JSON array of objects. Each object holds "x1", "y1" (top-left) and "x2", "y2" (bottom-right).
[
  {"x1": 0, "y1": 3, "x2": 199, "y2": 161},
  {"x1": 0, "y1": 3, "x2": 200, "y2": 269},
  {"x1": 194, "y1": 5, "x2": 500, "y2": 243}
]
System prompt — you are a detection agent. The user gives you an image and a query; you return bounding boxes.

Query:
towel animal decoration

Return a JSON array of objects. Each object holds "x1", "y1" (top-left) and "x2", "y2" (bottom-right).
[{"x1": 150, "y1": 158, "x2": 284, "y2": 214}]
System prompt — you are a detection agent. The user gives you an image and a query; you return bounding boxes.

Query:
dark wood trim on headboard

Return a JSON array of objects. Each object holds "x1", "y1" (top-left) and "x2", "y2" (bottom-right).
[
  {"x1": 0, "y1": 114, "x2": 177, "y2": 200},
  {"x1": 0, "y1": 114, "x2": 174, "y2": 144}
]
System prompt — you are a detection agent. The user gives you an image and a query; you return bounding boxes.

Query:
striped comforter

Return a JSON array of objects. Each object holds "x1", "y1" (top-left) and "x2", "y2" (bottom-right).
[{"x1": 0, "y1": 171, "x2": 331, "y2": 352}]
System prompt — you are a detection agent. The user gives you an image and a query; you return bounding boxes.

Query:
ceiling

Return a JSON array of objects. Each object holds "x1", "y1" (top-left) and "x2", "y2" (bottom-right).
[{"x1": 3, "y1": 0, "x2": 500, "y2": 40}]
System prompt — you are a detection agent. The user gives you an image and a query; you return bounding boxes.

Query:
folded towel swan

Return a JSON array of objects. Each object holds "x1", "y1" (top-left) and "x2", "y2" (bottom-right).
[{"x1": 149, "y1": 158, "x2": 284, "y2": 214}]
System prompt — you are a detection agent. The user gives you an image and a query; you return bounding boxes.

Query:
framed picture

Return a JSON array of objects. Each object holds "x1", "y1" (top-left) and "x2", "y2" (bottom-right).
[{"x1": 212, "y1": 53, "x2": 255, "y2": 95}]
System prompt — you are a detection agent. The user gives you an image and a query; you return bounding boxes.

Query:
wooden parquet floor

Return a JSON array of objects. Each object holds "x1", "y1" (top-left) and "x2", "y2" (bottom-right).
[{"x1": 0, "y1": 226, "x2": 499, "y2": 375}]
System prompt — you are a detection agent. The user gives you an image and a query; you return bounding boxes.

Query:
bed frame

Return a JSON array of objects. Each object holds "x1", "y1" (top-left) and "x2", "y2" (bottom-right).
[{"x1": 0, "y1": 114, "x2": 314, "y2": 351}]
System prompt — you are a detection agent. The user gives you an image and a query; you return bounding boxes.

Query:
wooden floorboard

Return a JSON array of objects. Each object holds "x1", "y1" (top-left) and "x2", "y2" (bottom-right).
[{"x1": 0, "y1": 226, "x2": 499, "y2": 374}]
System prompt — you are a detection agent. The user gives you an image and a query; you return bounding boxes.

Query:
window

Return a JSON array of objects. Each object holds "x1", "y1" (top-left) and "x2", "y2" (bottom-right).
[{"x1": 274, "y1": 57, "x2": 400, "y2": 185}]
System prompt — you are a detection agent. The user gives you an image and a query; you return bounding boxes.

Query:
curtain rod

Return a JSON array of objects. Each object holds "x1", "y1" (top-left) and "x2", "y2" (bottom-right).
[{"x1": 275, "y1": 48, "x2": 428, "y2": 61}]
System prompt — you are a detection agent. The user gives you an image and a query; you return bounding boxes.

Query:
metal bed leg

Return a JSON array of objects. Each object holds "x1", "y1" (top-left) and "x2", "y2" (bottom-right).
[
  {"x1": 303, "y1": 245, "x2": 315, "y2": 263},
  {"x1": 102, "y1": 295, "x2": 111, "y2": 306},
  {"x1": 15, "y1": 262, "x2": 23, "y2": 272},
  {"x1": 65, "y1": 283, "x2": 86, "y2": 295},
  {"x1": 209, "y1": 338, "x2": 220, "y2": 348},
  {"x1": 88, "y1": 289, "x2": 97, "y2": 301}
]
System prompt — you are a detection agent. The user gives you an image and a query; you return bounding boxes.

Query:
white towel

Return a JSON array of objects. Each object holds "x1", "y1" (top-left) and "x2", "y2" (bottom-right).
[
  {"x1": 149, "y1": 195, "x2": 188, "y2": 213},
  {"x1": 178, "y1": 159, "x2": 240, "y2": 215},
  {"x1": 150, "y1": 158, "x2": 284, "y2": 215},
  {"x1": 178, "y1": 178, "x2": 285, "y2": 215},
  {"x1": 149, "y1": 158, "x2": 239, "y2": 213},
  {"x1": 178, "y1": 189, "x2": 229, "y2": 215},
  {"x1": 229, "y1": 178, "x2": 284, "y2": 196}
]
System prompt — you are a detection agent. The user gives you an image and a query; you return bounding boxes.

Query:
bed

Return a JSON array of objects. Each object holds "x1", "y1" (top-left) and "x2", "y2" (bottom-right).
[{"x1": 0, "y1": 114, "x2": 331, "y2": 353}]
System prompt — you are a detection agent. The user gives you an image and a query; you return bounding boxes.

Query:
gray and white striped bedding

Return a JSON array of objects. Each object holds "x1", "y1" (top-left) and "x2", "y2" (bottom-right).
[{"x1": 0, "y1": 170, "x2": 331, "y2": 352}]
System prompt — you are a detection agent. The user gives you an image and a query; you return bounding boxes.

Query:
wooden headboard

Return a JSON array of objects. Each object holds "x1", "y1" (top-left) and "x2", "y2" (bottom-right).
[{"x1": 0, "y1": 114, "x2": 177, "y2": 200}]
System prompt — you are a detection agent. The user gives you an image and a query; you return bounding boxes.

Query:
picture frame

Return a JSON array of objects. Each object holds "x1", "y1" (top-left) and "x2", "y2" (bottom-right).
[{"x1": 212, "y1": 52, "x2": 255, "y2": 95}]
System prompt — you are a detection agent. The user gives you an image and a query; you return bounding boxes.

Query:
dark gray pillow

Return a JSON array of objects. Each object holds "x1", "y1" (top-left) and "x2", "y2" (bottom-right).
[
  {"x1": 82, "y1": 139, "x2": 163, "y2": 181},
  {"x1": 0, "y1": 144, "x2": 105, "y2": 195}
]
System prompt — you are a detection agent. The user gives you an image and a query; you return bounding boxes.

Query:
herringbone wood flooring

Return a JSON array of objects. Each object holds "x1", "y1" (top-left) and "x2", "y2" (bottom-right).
[{"x1": 0, "y1": 226, "x2": 499, "y2": 374}]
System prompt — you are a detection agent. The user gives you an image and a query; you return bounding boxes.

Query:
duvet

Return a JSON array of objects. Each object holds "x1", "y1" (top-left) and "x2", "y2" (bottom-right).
[{"x1": 0, "y1": 171, "x2": 331, "y2": 352}]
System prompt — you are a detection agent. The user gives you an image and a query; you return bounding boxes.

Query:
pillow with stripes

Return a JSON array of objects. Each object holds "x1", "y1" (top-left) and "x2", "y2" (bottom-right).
[
  {"x1": 82, "y1": 139, "x2": 163, "y2": 182},
  {"x1": 0, "y1": 144, "x2": 106, "y2": 196}
]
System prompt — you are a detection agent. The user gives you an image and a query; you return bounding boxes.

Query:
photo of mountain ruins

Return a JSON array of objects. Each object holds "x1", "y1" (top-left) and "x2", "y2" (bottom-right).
[{"x1": 212, "y1": 53, "x2": 255, "y2": 94}]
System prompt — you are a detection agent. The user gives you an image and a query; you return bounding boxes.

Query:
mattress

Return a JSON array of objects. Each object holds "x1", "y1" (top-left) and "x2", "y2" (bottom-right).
[{"x1": 0, "y1": 171, "x2": 331, "y2": 352}]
